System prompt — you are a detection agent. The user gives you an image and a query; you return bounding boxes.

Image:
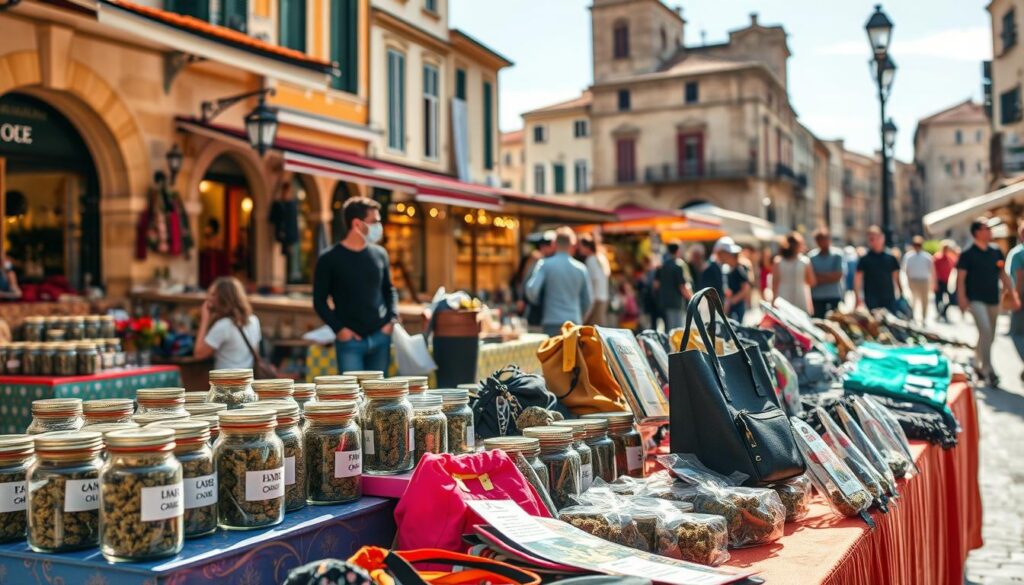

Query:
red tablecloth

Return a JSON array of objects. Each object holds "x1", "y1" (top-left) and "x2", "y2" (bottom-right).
[{"x1": 726, "y1": 382, "x2": 982, "y2": 584}]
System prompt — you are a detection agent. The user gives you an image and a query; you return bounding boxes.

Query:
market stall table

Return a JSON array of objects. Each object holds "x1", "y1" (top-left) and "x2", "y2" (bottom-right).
[
  {"x1": 725, "y1": 381, "x2": 982, "y2": 585},
  {"x1": 0, "y1": 365, "x2": 181, "y2": 433}
]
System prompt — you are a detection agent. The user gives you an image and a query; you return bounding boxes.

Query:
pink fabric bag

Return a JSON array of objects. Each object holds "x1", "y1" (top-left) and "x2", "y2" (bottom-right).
[{"x1": 394, "y1": 451, "x2": 552, "y2": 552}]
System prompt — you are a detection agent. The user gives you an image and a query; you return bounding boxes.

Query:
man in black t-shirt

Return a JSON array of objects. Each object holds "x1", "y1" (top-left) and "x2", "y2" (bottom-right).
[
  {"x1": 854, "y1": 226, "x2": 902, "y2": 311},
  {"x1": 957, "y1": 217, "x2": 1015, "y2": 386},
  {"x1": 655, "y1": 242, "x2": 692, "y2": 330}
]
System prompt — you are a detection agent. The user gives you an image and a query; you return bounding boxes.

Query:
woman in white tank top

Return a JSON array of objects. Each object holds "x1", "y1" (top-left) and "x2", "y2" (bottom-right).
[{"x1": 771, "y1": 232, "x2": 816, "y2": 314}]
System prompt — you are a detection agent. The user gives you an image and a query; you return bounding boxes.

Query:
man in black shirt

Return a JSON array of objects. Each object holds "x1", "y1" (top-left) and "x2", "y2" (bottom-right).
[
  {"x1": 957, "y1": 217, "x2": 1014, "y2": 386},
  {"x1": 313, "y1": 197, "x2": 399, "y2": 373},
  {"x1": 655, "y1": 242, "x2": 692, "y2": 330},
  {"x1": 855, "y1": 226, "x2": 902, "y2": 311}
]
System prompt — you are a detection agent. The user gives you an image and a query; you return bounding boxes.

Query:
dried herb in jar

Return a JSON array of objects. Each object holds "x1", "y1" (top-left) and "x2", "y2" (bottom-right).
[
  {"x1": 27, "y1": 431, "x2": 103, "y2": 552},
  {"x1": 0, "y1": 435, "x2": 33, "y2": 543},
  {"x1": 208, "y1": 369, "x2": 257, "y2": 408},
  {"x1": 150, "y1": 420, "x2": 217, "y2": 538},
  {"x1": 27, "y1": 398, "x2": 84, "y2": 435},
  {"x1": 584, "y1": 411, "x2": 643, "y2": 478},
  {"x1": 410, "y1": 393, "x2": 447, "y2": 465},
  {"x1": 362, "y1": 380, "x2": 414, "y2": 475},
  {"x1": 582, "y1": 417, "x2": 616, "y2": 483},
  {"x1": 304, "y1": 401, "x2": 362, "y2": 504},
  {"x1": 431, "y1": 389, "x2": 475, "y2": 455},
  {"x1": 243, "y1": 401, "x2": 305, "y2": 511},
  {"x1": 214, "y1": 409, "x2": 285, "y2": 530},
  {"x1": 552, "y1": 420, "x2": 594, "y2": 491},
  {"x1": 523, "y1": 426, "x2": 581, "y2": 510}
]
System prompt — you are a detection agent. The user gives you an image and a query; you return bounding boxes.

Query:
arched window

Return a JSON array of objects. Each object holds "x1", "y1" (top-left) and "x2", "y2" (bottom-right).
[{"x1": 613, "y1": 20, "x2": 630, "y2": 59}]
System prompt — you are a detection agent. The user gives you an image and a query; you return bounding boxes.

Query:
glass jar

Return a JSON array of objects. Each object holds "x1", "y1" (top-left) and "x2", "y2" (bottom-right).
[
  {"x1": 581, "y1": 417, "x2": 616, "y2": 483},
  {"x1": 136, "y1": 387, "x2": 188, "y2": 417},
  {"x1": 5, "y1": 343, "x2": 22, "y2": 376},
  {"x1": 522, "y1": 426, "x2": 581, "y2": 510},
  {"x1": 184, "y1": 392, "x2": 208, "y2": 405},
  {"x1": 304, "y1": 401, "x2": 362, "y2": 504},
  {"x1": 552, "y1": 420, "x2": 594, "y2": 491},
  {"x1": 483, "y1": 436, "x2": 550, "y2": 498},
  {"x1": 46, "y1": 328, "x2": 66, "y2": 343},
  {"x1": 409, "y1": 393, "x2": 447, "y2": 464},
  {"x1": 243, "y1": 401, "x2": 304, "y2": 512},
  {"x1": 344, "y1": 371, "x2": 384, "y2": 387},
  {"x1": 316, "y1": 383, "x2": 362, "y2": 406},
  {"x1": 192, "y1": 415, "x2": 220, "y2": 445},
  {"x1": 292, "y1": 384, "x2": 316, "y2": 418},
  {"x1": 21, "y1": 343, "x2": 41, "y2": 376},
  {"x1": 100, "y1": 316, "x2": 116, "y2": 340},
  {"x1": 76, "y1": 342, "x2": 100, "y2": 375},
  {"x1": 584, "y1": 411, "x2": 643, "y2": 479},
  {"x1": 27, "y1": 398, "x2": 84, "y2": 435},
  {"x1": 38, "y1": 343, "x2": 57, "y2": 376},
  {"x1": 313, "y1": 375, "x2": 357, "y2": 386},
  {"x1": 133, "y1": 411, "x2": 190, "y2": 426},
  {"x1": 81, "y1": 422, "x2": 140, "y2": 444},
  {"x1": 184, "y1": 402, "x2": 227, "y2": 418},
  {"x1": 83, "y1": 399, "x2": 135, "y2": 425},
  {"x1": 107, "y1": 338, "x2": 124, "y2": 368},
  {"x1": 67, "y1": 317, "x2": 86, "y2": 341},
  {"x1": 213, "y1": 409, "x2": 285, "y2": 530},
  {"x1": 390, "y1": 376, "x2": 429, "y2": 395},
  {"x1": 23, "y1": 317, "x2": 44, "y2": 342},
  {"x1": 26, "y1": 431, "x2": 103, "y2": 552},
  {"x1": 431, "y1": 389, "x2": 475, "y2": 455},
  {"x1": 208, "y1": 369, "x2": 256, "y2": 408},
  {"x1": 251, "y1": 379, "x2": 295, "y2": 402},
  {"x1": 99, "y1": 428, "x2": 183, "y2": 562},
  {"x1": 84, "y1": 316, "x2": 102, "y2": 340},
  {"x1": 361, "y1": 379, "x2": 414, "y2": 475},
  {"x1": 152, "y1": 420, "x2": 216, "y2": 538},
  {"x1": 0, "y1": 435, "x2": 34, "y2": 543},
  {"x1": 54, "y1": 343, "x2": 77, "y2": 376}
]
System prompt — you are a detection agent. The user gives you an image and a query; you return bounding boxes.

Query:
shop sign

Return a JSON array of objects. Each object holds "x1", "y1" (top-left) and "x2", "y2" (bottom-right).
[
  {"x1": 0, "y1": 95, "x2": 88, "y2": 162},
  {"x1": 0, "y1": 123, "x2": 32, "y2": 145}
]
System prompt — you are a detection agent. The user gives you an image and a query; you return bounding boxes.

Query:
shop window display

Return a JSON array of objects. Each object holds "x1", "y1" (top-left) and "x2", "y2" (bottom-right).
[
  {"x1": 453, "y1": 207, "x2": 519, "y2": 300},
  {"x1": 384, "y1": 201, "x2": 425, "y2": 300},
  {"x1": 198, "y1": 155, "x2": 255, "y2": 287}
]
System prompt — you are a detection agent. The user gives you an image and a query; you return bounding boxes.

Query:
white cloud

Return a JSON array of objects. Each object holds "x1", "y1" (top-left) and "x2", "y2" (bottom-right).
[
  {"x1": 819, "y1": 26, "x2": 992, "y2": 61},
  {"x1": 498, "y1": 88, "x2": 587, "y2": 131}
]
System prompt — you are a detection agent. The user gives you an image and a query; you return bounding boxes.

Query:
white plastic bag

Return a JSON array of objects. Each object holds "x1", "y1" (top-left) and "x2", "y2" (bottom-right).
[{"x1": 393, "y1": 322, "x2": 437, "y2": 375}]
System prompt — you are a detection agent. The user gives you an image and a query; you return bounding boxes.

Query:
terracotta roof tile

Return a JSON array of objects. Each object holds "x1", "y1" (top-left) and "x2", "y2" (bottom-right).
[
  {"x1": 501, "y1": 129, "x2": 524, "y2": 144},
  {"x1": 918, "y1": 100, "x2": 988, "y2": 126},
  {"x1": 523, "y1": 91, "x2": 592, "y2": 116},
  {"x1": 102, "y1": 0, "x2": 335, "y2": 72}
]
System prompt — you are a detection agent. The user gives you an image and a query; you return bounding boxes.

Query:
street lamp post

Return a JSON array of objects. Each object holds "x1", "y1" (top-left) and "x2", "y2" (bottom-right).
[{"x1": 866, "y1": 4, "x2": 896, "y2": 245}]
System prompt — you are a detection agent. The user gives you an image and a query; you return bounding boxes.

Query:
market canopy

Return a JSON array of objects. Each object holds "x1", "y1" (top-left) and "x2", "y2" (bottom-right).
[
  {"x1": 599, "y1": 204, "x2": 724, "y2": 241},
  {"x1": 683, "y1": 203, "x2": 776, "y2": 244},
  {"x1": 923, "y1": 179, "x2": 1024, "y2": 235}
]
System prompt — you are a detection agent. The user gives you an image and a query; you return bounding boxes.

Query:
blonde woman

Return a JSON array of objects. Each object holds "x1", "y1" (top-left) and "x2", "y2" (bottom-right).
[{"x1": 193, "y1": 276, "x2": 261, "y2": 369}]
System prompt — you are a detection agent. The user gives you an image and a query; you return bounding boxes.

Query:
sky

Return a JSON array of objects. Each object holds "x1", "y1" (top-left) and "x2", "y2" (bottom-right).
[{"x1": 450, "y1": 0, "x2": 992, "y2": 162}]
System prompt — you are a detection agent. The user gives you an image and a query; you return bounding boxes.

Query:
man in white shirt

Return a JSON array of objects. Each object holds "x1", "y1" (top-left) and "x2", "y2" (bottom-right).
[
  {"x1": 579, "y1": 234, "x2": 611, "y2": 326},
  {"x1": 902, "y1": 235, "x2": 935, "y2": 323}
]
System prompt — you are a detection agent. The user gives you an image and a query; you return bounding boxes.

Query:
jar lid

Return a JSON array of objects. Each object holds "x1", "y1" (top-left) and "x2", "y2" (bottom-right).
[
  {"x1": 343, "y1": 370, "x2": 385, "y2": 382},
  {"x1": 0, "y1": 434, "x2": 34, "y2": 456},
  {"x1": 218, "y1": 408, "x2": 276, "y2": 427},
  {"x1": 313, "y1": 375, "x2": 358, "y2": 385},
  {"x1": 80, "y1": 422, "x2": 140, "y2": 436},
  {"x1": 252, "y1": 378, "x2": 295, "y2": 392},
  {"x1": 56, "y1": 342, "x2": 76, "y2": 350},
  {"x1": 551, "y1": 420, "x2": 590, "y2": 440},
  {"x1": 105, "y1": 427, "x2": 175, "y2": 450},
  {"x1": 137, "y1": 387, "x2": 186, "y2": 404},
  {"x1": 25, "y1": 316, "x2": 43, "y2": 323},
  {"x1": 522, "y1": 426, "x2": 573, "y2": 445},
  {"x1": 83, "y1": 399, "x2": 134, "y2": 414},
  {"x1": 184, "y1": 391, "x2": 209, "y2": 404},
  {"x1": 428, "y1": 388, "x2": 469, "y2": 405},
  {"x1": 147, "y1": 419, "x2": 210, "y2": 443},
  {"x1": 32, "y1": 398, "x2": 83, "y2": 415},
  {"x1": 582, "y1": 411, "x2": 635, "y2": 425},
  {"x1": 191, "y1": 414, "x2": 220, "y2": 434},
  {"x1": 24, "y1": 342, "x2": 41, "y2": 349},
  {"x1": 483, "y1": 436, "x2": 540, "y2": 455},
  {"x1": 304, "y1": 400, "x2": 359, "y2": 418},
  {"x1": 101, "y1": 315, "x2": 114, "y2": 321},
  {"x1": 362, "y1": 378, "x2": 409, "y2": 398},
  {"x1": 390, "y1": 376, "x2": 429, "y2": 390},
  {"x1": 70, "y1": 316, "x2": 85, "y2": 322},
  {"x1": 244, "y1": 400, "x2": 301, "y2": 421},
  {"x1": 34, "y1": 431, "x2": 102, "y2": 453},
  {"x1": 84, "y1": 315, "x2": 101, "y2": 321},
  {"x1": 316, "y1": 383, "x2": 362, "y2": 400},
  {"x1": 105, "y1": 338, "x2": 121, "y2": 344},
  {"x1": 75, "y1": 342, "x2": 96, "y2": 350},
  {"x1": 209, "y1": 368, "x2": 254, "y2": 383},
  {"x1": 292, "y1": 383, "x2": 316, "y2": 399},
  {"x1": 409, "y1": 393, "x2": 443, "y2": 409},
  {"x1": 184, "y1": 403, "x2": 227, "y2": 416},
  {"x1": 580, "y1": 417, "x2": 609, "y2": 436},
  {"x1": 132, "y1": 411, "x2": 189, "y2": 425}
]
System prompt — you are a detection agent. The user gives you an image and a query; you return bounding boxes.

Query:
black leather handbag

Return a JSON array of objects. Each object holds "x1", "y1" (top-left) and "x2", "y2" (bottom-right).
[{"x1": 669, "y1": 288, "x2": 805, "y2": 485}]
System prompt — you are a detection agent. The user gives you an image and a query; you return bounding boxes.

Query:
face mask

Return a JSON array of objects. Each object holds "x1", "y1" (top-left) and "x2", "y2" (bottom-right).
[{"x1": 362, "y1": 222, "x2": 384, "y2": 244}]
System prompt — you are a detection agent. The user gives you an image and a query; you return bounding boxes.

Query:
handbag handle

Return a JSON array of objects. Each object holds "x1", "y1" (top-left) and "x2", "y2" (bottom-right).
[
  {"x1": 680, "y1": 288, "x2": 768, "y2": 400},
  {"x1": 383, "y1": 548, "x2": 541, "y2": 585}
]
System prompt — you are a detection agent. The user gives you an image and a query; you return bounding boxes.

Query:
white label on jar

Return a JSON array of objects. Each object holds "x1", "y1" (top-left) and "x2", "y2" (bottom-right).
[
  {"x1": 0, "y1": 481, "x2": 27, "y2": 513},
  {"x1": 334, "y1": 450, "x2": 362, "y2": 478},
  {"x1": 363, "y1": 430, "x2": 375, "y2": 455},
  {"x1": 184, "y1": 474, "x2": 217, "y2": 509},
  {"x1": 244, "y1": 467, "x2": 284, "y2": 501},
  {"x1": 408, "y1": 427, "x2": 415, "y2": 452},
  {"x1": 285, "y1": 456, "x2": 296, "y2": 485},
  {"x1": 141, "y1": 483, "x2": 184, "y2": 522},
  {"x1": 626, "y1": 446, "x2": 643, "y2": 472},
  {"x1": 64, "y1": 478, "x2": 100, "y2": 512},
  {"x1": 581, "y1": 463, "x2": 594, "y2": 491},
  {"x1": 466, "y1": 423, "x2": 475, "y2": 448}
]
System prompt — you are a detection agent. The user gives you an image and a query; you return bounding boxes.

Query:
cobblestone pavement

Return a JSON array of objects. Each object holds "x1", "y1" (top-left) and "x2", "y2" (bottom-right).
[{"x1": 928, "y1": 312, "x2": 1024, "y2": 584}]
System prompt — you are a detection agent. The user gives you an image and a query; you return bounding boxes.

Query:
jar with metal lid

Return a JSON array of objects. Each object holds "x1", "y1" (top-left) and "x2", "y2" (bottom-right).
[
  {"x1": 583, "y1": 411, "x2": 643, "y2": 478},
  {"x1": 184, "y1": 402, "x2": 226, "y2": 417},
  {"x1": 81, "y1": 422, "x2": 140, "y2": 442},
  {"x1": 292, "y1": 384, "x2": 316, "y2": 414},
  {"x1": 83, "y1": 316, "x2": 102, "y2": 340},
  {"x1": 456, "y1": 383, "x2": 480, "y2": 398},
  {"x1": 137, "y1": 387, "x2": 188, "y2": 417},
  {"x1": 343, "y1": 370, "x2": 384, "y2": 386},
  {"x1": 213, "y1": 409, "x2": 284, "y2": 530},
  {"x1": 251, "y1": 378, "x2": 295, "y2": 402},
  {"x1": 184, "y1": 392, "x2": 208, "y2": 405},
  {"x1": 192, "y1": 415, "x2": 220, "y2": 444},
  {"x1": 313, "y1": 375, "x2": 358, "y2": 386},
  {"x1": 54, "y1": 343, "x2": 77, "y2": 376},
  {"x1": 580, "y1": 417, "x2": 616, "y2": 482},
  {"x1": 242, "y1": 401, "x2": 304, "y2": 511},
  {"x1": 390, "y1": 376, "x2": 429, "y2": 395},
  {"x1": 208, "y1": 368, "x2": 256, "y2": 408},
  {"x1": 46, "y1": 328, "x2": 66, "y2": 342},
  {"x1": 23, "y1": 317, "x2": 44, "y2": 342},
  {"x1": 26, "y1": 431, "x2": 103, "y2": 552},
  {"x1": 483, "y1": 436, "x2": 553, "y2": 512},
  {"x1": 431, "y1": 389, "x2": 475, "y2": 455},
  {"x1": 38, "y1": 343, "x2": 57, "y2": 376},
  {"x1": 100, "y1": 316, "x2": 116, "y2": 340},
  {"x1": 20, "y1": 343, "x2": 41, "y2": 375},
  {"x1": 5, "y1": 343, "x2": 22, "y2": 376},
  {"x1": 409, "y1": 393, "x2": 447, "y2": 464},
  {"x1": 522, "y1": 426, "x2": 581, "y2": 510},
  {"x1": 361, "y1": 379, "x2": 414, "y2": 475},
  {"x1": 99, "y1": 428, "x2": 183, "y2": 562},
  {"x1": 83, "y1": 399, "x2": 135, "y2": 425},
  {"x1": 552, "y1": 420, "x2": 594, "y2": 491},
  {"x1": 150, "y1": 420, "x2": 216, "y2": 538},
  {"x1": 107, "y1": 338, "x2": 124, "y2": 368},
  {"x1": 76, "y1": 342, "x2": 100, "y2": 375},
  {"x1": 28, "y1": 398, "x2": 84, "y2": 434},
  {"x1": 304, "y1": 400, "x2": 362, "y2": 504},
  {"x1": 316, "y1": 383, "x2": 362, "y2": 404},
  {"x1": 0, "y1": 435, "x2": 34, "y2": 543},
  {"x1": 67, "y1": 317, "x2": 86, "y2": 341},
  {"x1": 133, "y1": 411, "x2": 190, "y2": 426}
]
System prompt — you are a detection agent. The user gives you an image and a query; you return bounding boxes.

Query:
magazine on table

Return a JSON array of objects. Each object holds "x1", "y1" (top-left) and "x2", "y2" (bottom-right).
[{"x1": 596, "y1": 326, "x2": 670, "y2": 424}]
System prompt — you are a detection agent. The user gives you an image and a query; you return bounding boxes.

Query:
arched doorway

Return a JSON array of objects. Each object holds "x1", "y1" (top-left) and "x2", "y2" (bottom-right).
[
  {"x1": 283, "y1": 174, "x2": 323, "y2": 285},
  {"x1": 0, "y1": 92, "x2": 100, "y2": 291},
  {"x1": 197, "y1": 154, "x2": 255, "y2": 287}
]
